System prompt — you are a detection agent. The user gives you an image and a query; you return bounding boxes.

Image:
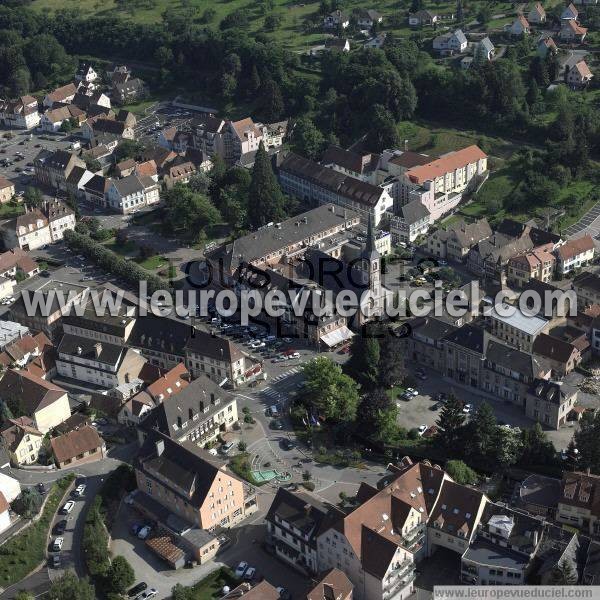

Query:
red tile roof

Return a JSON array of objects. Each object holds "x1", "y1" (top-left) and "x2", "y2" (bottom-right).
[
  {"x1": 50, "y1": 425, "x2": 103, "y2": 464},
  {"x1": 557, "y1": 234, "x2": 594, "y2": 261},
  {"x1": 406, "y1": 145, "x2": 487, "y2": 184},
  {"x1": 146, "y1": 363, "x2": 189, "y2": 401}
]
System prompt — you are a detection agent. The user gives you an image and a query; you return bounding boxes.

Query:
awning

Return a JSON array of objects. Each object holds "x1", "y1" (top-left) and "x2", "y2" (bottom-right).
[{"x1": 320, "y1": 326, "x2": 354, "y2": 348}]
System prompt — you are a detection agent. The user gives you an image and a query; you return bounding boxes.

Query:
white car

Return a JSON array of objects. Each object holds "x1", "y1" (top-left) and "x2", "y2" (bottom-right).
[
  {"x1": 462, "y1": 403, "x2": 473, "y2": 414},
  {"x1": 61, "y1": 500, "x2": 75, "y2": 514},
  {"x1": 53, "y1": 537, "x2": 64, "y2": 551},
  {"x1": 137, "y1": 525, "x2": 151, "y2": 540},
  {"x1": 124, "y1": 490, "x2": 138, "y2": 506},
  {"x1": 74, "y1": 484, "x2": 86, "y2": 497},
  {"x1": 250, "y1": 341, "x2": 265, "y2": 349},
  {"x1": 138, "y1": 589, "x2": 157, "y2": 600},
  {"x1": 418, "y1": 425, "x2": 428, "y2": 436},
  {"x1": 244, "y1": 567, "x2": 256, "y2": 581},
  {"x1": 406, "y1": 388, "x2": 419, "y2": 397},
  {"x1": 235, "y1": 561, "x2": 248, "y2": 578}
]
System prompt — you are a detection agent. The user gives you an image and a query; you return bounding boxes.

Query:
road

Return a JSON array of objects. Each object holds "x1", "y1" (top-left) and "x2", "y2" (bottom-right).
[{"x1": 562, "y1": 201, "x2": 600, "y2": 244}]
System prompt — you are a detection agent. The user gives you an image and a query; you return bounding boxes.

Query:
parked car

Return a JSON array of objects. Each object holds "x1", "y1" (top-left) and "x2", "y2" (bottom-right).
[
  {"x1": 37, "y1": 482, "x2": 47, "y2": 494},
  {"x1": 281, "y1": 439, "x2": 294, "y2": 451},
  {"x1": 128, "y1": 583, "x2": 148, "y2": 597},
  {"x1": 52, "y1": 554, "x2": 61, "y2": 568},
  {"x1": 53, "y1": 537, "x2": 64, "y2": 551},
  {"x1": 244, "y1": 567, "x2": 256, "y2": 581},
  {"x1": 130, "y1": 522, "x2": 143, "y2": 536},
  {"x1": 405, "y1": 388, "x2": 419, "y2": 397},
  {"x1": 235, "y1": 561, "x2": 248, "y2": 578},
  {"x1": 73, "y1": 484, "x2": 86, "y2": 497},
  {"x1": 124, "y1": 490, "x2": 138, "y2": 506},
  {"x1": 418, "y1": 425, "x2": 428, "y2": 436},
  {"x1": 54, "y1": 519, "x2": 67, "y2": 534},
  {"x1": 270, "y1": 419, "x2": 284, "y2": 430},
  {"x1": 220, "y1": 441, "x2": 234, "y2": 454},
  {"x1": 138, "y1": 588, "x2": 157, "y2": 600},
  {"x1": 61, "y1": 500, "x2": 75, "y2": 514},
  {"x1": 137, "y1": 525, "x2": 151, "y2": 540},
  {"x1": 462, "y1": 403, "x2": 473, "y2": 414}
]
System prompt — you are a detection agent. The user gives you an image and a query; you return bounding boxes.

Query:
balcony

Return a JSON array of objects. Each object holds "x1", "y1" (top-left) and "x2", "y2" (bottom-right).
[
  {"x1": 401, "y1": 524, "x2": 425, "y2": 549},
  {"x1": 383, "y1": 571, "x2": 416, "y2": 598}
]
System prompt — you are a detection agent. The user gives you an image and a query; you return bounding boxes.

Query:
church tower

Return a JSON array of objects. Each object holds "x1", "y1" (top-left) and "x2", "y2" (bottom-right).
[{"x1": 361, "y1": 213, "x2": 381, "y2": 315}]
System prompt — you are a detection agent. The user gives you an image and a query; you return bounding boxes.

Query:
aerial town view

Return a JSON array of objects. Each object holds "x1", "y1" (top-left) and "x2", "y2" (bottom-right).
[{"x1": 0, "y1": 0, "x2": 600, "y2": 598}]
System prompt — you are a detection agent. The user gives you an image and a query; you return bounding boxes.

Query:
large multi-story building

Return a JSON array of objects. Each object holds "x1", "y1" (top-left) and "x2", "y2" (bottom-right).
[
  {"x1": 34, "y1": 149, "x2": 86, "y2": 193},
  {"x1": 0, "y1": 96, "x2": 40, "y2": 129},
  {"x1": 138, "y1": 374, "x2": 238, "y2": 447},
  {"x1": 135, "y1": 431, "x2": 257, "y2": 530},
  {"x1": 556, "y1": 470, "x2": 600, "y2": 536}
]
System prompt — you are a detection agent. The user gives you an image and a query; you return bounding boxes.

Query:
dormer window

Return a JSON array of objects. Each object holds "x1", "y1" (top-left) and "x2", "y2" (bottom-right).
[
  {"x1": 188, "y1": 408, "x2": 194, "y2": 420},
  {"x1": 177, "y1": 416, "x2": 182, "y2": 429}
]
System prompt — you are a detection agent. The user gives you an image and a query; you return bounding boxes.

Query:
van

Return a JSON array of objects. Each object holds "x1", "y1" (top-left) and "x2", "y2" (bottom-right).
[{"x1": 269, "y1": 405, "x2": 280, "y2": 418}]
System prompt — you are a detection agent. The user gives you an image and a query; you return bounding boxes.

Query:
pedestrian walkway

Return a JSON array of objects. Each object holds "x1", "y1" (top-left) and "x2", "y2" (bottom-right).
[
  {"x1": 261, "y1": 387, "x2": 280, "y2": 399},
  {"x1": 270, "y1": 367, "x2": 301, "y2": 383}
]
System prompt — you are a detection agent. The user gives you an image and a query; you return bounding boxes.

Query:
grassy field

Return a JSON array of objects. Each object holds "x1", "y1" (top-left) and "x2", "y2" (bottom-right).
[
  {"x1": 103, "y1": 237, "x2": 137, "y2": 257},
  {"x1": 0, "y1": 201, "x2": 25, "y2": 219},
  {"x1": 0, "y1": 477, "x2": 73, "y2": 588},
  {"x1": 136, "y1": 255, "x2": 167, "y2": 270},
  {"x1": 191, "y1": 567, "x2": 238, "y2": 600}
]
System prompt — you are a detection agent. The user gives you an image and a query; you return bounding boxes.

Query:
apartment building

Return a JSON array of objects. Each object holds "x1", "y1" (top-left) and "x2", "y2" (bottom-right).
[
  {"x1": 525, "y1": 378, "x2": 578, "y2": 429},
  {"x1": 34, "y1": 149, "x2": 86, "y2": 192},
  {"x1": 277, "y1": 153, "x2": 393, "y2": 225},
  {"x1": 135, "y1": 432, "x2": 256, "y2": 530},
  {"x1": 556, "y1": 234, "x2": 595, "y2": 275},
  {"x1": 532, "y1": 333, "x2": 582, "y2": 377},
  {"x1": 138, "y1": 375, "x2": 238, "y2": 447},
  {"x1": 0, "y1": 176, "x2": 15, "y2": 204},
  {"x1": 388, "y1": 200, "x2": 431, "y2": 243},
  {"x1": 56, "y1": 334, "x2": 148, "y2": 389},
  {"x1": 0, "y1": 417, "x2": 44, "y2": 466},
  {"x1": 398, "y1": 146, "x2": 487, "y2": 222},
  {"x1": 573, "y1": 272, "x2": 600, "y2": 307},
  {"x1": 486, "y1": 303, "x2": 550, "y2": 352},
  {"x1": 266, "y1": 487, "x2": 330, "y2": 574},
  {"x1": 0, "y1": 369, "x2": 70, "y2": 433},
  {"x1": 0, "y1": 96, "x2": 40, "y2": 129},
  {"x1": 146, "y1": 363, "x2": 190, "y2": 403},
  {"x1": 106, "y1": 174, "x2": 160, "y2": 214},
  {"x1": 507, "y1": 245, "x2": 556, "y2": 288},
  {"x1": 426, "y1": 219, "x2": 492, "y2": 262},
  {"x1": 556, "y1": 470, "x2": 600, "y2": 536}
]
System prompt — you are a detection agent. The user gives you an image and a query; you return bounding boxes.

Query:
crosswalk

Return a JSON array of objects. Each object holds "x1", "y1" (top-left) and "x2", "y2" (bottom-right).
[{"x1": 270, "y1": 367, "x2": 301, "y2": 384}]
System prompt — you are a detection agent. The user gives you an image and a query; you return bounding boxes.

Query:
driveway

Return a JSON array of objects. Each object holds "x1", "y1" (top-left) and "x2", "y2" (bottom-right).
[{"x1": 110, "y1": 502, "x2": 310, "y2": 599}]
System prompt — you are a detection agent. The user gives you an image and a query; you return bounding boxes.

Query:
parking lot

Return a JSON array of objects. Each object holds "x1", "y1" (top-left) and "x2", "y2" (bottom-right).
[{"x1": 0, "y1": 128, "x2": 76, "y2": 193}]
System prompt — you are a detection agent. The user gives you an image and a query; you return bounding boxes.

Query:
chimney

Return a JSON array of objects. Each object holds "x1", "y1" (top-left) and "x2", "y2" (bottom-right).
[
  {"x1": 94, "y1": 342, "x2": 102, "y2": 357},
  {"x1": 587, "y1": 467, "x2": 591, "y2": 475},
  {"x1": 76, "y1": 346, "x2": 82, "y2": 355},
  {"x1": 155, "y1": 439, "x2": 165, "y2": 457}
]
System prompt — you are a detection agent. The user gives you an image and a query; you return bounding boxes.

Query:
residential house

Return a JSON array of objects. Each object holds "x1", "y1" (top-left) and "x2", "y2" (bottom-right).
[
  {"x1": 43, "y1": 83, "x2": 78, "y2": 109},
  {"x1": 388, "y1": 200, "x2": 431, "y2": 243},
  {"x1": 0, "y1": 248, "x2": 38, "y2": 280},
  {"x1": 477, "y1": 37, "x2": 495, "y2": 60},
  {"x1": 163, "y1": 161, "x2": 197, "y2": 189},
  {"x1": 112, "y1": 78, "x2": 147, "y2": 105},
  {"x1": 75, "y1": 63, "x2": 99, "y2": 85},
  {"x1": 223, "y1": 118, "x2": 263, "y2": 166},
  {"x1": 34, "y1": 149, "x2": 86, "y2": 192},
  {"x1": 461, "y1": 503, "x2": 545, "y2": 585},
  {"x1": 106, "y1": 174, "x2": 160, "y2": 214},
  {"x1": 324, "y1": 38, "x2": 351, "y2": 52},
  {"x1": 528, "y1": 2, "x2": 546, "y2": 24},
  {"x1": 518, "y1": 474, "x2": 561, "y2": 518},
  {"x1": 46, "y1": 199, "x2": 76, "y2": 242},
  {"x1": 135, "y1": 431, "x2": 257, "y2": 530},
  {"x1": 507, "y1": 246, "x2": 556, "y2": 288},
  {"x1": 323, "y1": 10, "x2": 350, "y2": 28},
  {"x1": 538, "y1": 36, "x2": 558, "y2": 56},
  {"x1": 0, "y1": 331, "x2": 56, "y2": 379},
  {"x1": 433, "y1": 29, "x2": 468, "y2": 54},
  {"x1": 82, "y1": 174, "x2": 110, "y2": 208},
  {"x1": 532, "y1": 332, "x2": 582, "y2": 377},
  {"x1": 72, "y1": 90, "x2": 111, "y2": 112},
  {"x1": 409, "y1": 9, "x2": 438, "y2": 26},
  {"x1": 398, "y1": 145, "x2": 488, "y2": 222},
  {"x1": 556, "y1": 234, "x2": 595, "y2": 274},
  {"x1": 307, "y1": 569, "x2": 354, "y2": 600},
  {"x1": 525, "y1": 378, "x2": 578, "y2": 429},
  {"x1": 556, "y1": 470, "x2": 600, "y2": 535},
  {"x1": 135, "y1": 160, "x2": 158, "y2": 181},
  {"x1": 116, "y1": 158, "x2": 136, "y2": 178},
  {"x1": 0, "y1": 176, "x2": 15, "y2": 204},
  {"x1": 2, "y1": 208, "x2": 51, "y2": 251},
  {"x1": 510, "y1": 15, "x2": 531, "y2": 35},
  {"x1": 426, "y1": 218, "x2": 492, "y2": 262},
  {"x1": 50, "y1": 425, "x2": 106, "y2": 468},
  {"x1": 0, "y1": 471, "x2": 20, "y2": 503},
  {"x1": 82, "y1": 115, "x2": 135, "y2": 141},
  {"x1": 146, "y1": 363, "x2": 190, "y2": 403},
  {"x1": 223, "y1": 582, "x2": 280, "y2": 599},
  {"x1": 278, "y1": 153, "x2": 394, "y2": 225},
  {"x1": 561, "y1": 3, "x2": 579, "y2": 19},
  {"x1": 0, "y1": 417, "x2": 44, "y2": 465},
  {"x1": 354, "y1": 8, "x2": 382, "y2": 29},
  {"x1": 0, "y1": 492, "x2": 9, "y2": 535},
  {"x1": 118, "y1": 391, "x2": 155, "y2": 427},
  {"x1": 0, "y1": 369, "x2": 70, "y2": 433},
  {"x1": 266, "y1": 487, "x2": 330, "y2": 574},
  {"x1": 566, "y1": 60, "x2": 593, "y2": 88},
  {"x1": 364, "y1": 32, "x2": 387, "y2": 48},
  {"x1": 0, "y1": 96, "x2": 40, "y2": 129},
  {"x1": 405, "y1": 317, "x2": 459, "y2": 372},
  {"x1": 560, "y1": 18, "x2": 587, "y2": 41},
  {"x1": 40, "y1": 104, "x2": 85, "y2": 133},
  {"x1": 66, "y1": 166, "x2": 95, "y2": 199}
]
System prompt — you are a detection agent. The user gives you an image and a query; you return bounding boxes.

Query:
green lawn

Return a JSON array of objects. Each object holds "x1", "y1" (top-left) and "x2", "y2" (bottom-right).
[
  {"x1": 135, "y1": 255, "x2": 167, "y2": 270},
  {"x1": 190, "y1": 567, "x2": 238, "y2": 600},
  {"x1": 0, "y1": 476, "x2": 73, "y2": 588},
  {"x1": 0, "y1": 201, "x2": 25, "y2": 219},
  {"x1": 103, "y1": 238, "x2": 137, "y2": 257}
]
